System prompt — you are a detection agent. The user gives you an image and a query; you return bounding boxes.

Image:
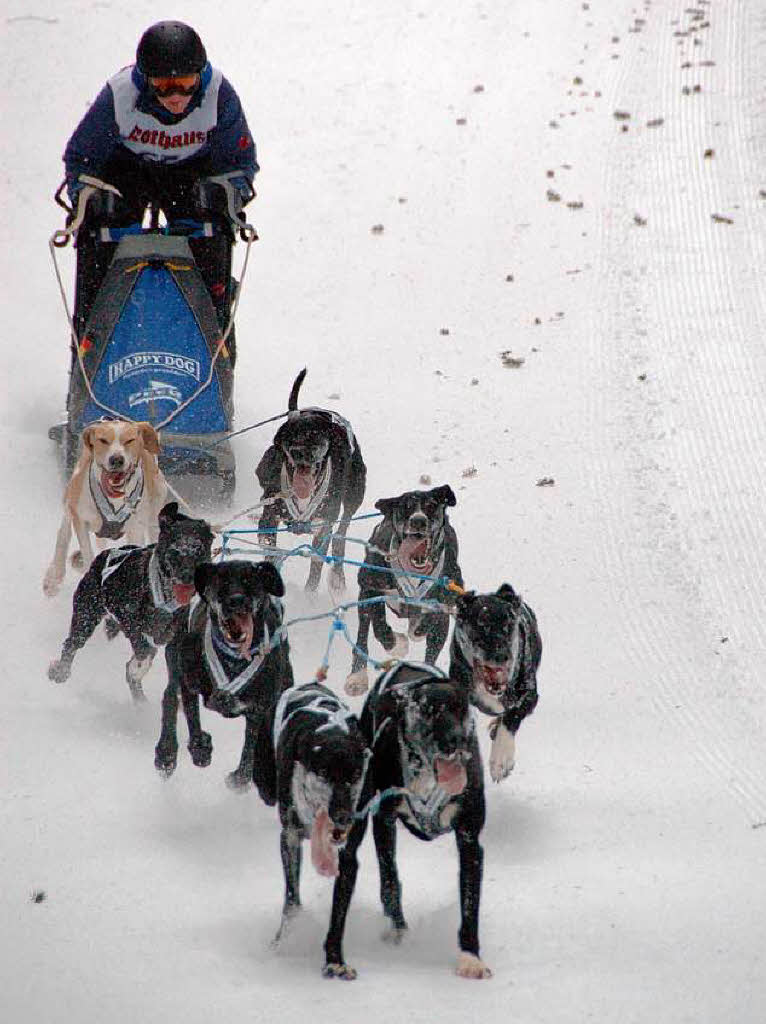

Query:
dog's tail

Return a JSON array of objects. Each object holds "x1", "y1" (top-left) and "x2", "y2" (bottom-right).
[{"x1": 288, "y1": 368, "x2": 308, "y2": 412}]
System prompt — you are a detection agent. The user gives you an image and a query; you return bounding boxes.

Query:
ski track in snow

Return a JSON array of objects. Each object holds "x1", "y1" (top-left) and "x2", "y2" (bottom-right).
[{"x1": 3, "y1": 2, "x2": 766, "y2": 1022}]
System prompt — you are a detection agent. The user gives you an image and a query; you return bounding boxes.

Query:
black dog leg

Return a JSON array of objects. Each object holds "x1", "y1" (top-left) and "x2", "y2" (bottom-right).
[
  {"x1": 454, "y1": 826, "x2": 492, "y2": 978},
  {"x1": 345, "y1": 600, "x2": 375, "y2": 695},
  {"x1": 372, "y1": 813, "x2": 407, "y2": 941},
  {"x1": 423, "y1": 612, "x2": 449, "y2": 666},
  {"x1": 155, "y1": 675, "x2": 180, "y2": 776},
  {"x1": 328, "y1": 517, "x2": 351, "y2": 597},
  {"x1": 47, "y1": 567, "x2": 106, "y2": 684},
  {"x1": 181, "y1": 685, "x2": 212, "y2": 767},
  {"x1": 226, "y1": 715, "x2": 257, "y2": 791},
  {"x1": 305, "y1": 527, "x2": 331, "y2": 593},
  {"x1": 273, "y1": 826, "x2": 303, "y2": 945},
  {"x1": 323, "y1": 815, "x2": 369, "y2": 980},
  {"x1": 122, "y1": 627, "x2": 156, "y2": 702}
]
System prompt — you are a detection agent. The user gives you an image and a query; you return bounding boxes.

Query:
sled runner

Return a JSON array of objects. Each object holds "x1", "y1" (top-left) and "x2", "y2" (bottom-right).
[{"x1": 49, "y1": 174, "x2": 257, "y2": 503}]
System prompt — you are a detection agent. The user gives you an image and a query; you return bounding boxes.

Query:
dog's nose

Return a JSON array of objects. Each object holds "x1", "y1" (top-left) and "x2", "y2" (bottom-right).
[
  {"x1": 108, "y1": 454, "x2": 125, "y2": 470},
  {"x1": 408, "y1": 513, "x2": 428, "y2": 532}
]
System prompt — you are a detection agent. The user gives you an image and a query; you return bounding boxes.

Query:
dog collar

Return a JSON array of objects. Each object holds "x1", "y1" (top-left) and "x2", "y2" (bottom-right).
[
  {"x1": 89, "y1": 460, "x2": 144, "y2": 538},
  {"x1": 280, "y1": 457, "x2": 332, "y2": 523}
]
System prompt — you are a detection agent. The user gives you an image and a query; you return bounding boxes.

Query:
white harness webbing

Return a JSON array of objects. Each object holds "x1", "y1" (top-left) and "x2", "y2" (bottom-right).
[
  {"x1": 89, "y1": 461, "x2": 145, "y2": 532},
  {"x1": 279, "y1": 457, "x2": 333, "y2": 523},
  {"x1": 147, "y1": 552, "x2": 186, "y2": 614},
  {"x1": 203, "y1": 607, "x2": 279, "y2": 696},
  {"x1": 386, "y1": 543, "x2": 446, "y2": 608},
  {"x1": 272, "y1": 684, "x2": 356, "y2": 751},
  {"x1": 100, "y1": 545, "x2": 139, "y2": 584}
]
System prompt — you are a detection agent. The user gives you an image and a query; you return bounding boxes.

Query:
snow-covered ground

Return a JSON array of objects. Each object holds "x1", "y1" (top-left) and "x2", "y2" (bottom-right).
[{"x1": 3, "y1": 1, "x2": 765, "y2": 1021}]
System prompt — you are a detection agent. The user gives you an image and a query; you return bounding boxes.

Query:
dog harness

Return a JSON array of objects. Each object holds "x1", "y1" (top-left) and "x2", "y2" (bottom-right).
[
  {"x1": 147, "y1": 552, "x2": 186, "y2": 614},
  {"x1": 280, "y1": 457, "x2": 332, "y2": 525},
  {"x1": 385, "y1": 536, "x2": 446, "y2": 611},
  {"x1": 272, "y1": 683, "x2": 358, "y2": 749},
  {"x1": 202, "y1": 599, "x2": 282, "y2": 696},
  {"x1": 369, "y1": 663, "x2": 472, "y2": 836},
  {"x1": 89, "y1": 461, "x2": 145, "y2": 540},
  {"x1": 272, "y1": 684, "x2": 369, "y2": 830},
  {"x1": 100, "y1": 545, "x2": 139, "y2": 584}
]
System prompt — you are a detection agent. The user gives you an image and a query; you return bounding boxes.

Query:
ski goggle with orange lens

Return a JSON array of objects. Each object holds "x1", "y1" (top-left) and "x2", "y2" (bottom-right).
[{"x1": 149, "y1": 74, "x2": 199, "y2": 97}]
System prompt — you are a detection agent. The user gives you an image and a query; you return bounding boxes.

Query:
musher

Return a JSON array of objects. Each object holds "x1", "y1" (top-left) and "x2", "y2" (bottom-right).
[{"x1": 63, "y1": 21, "x2": 257, "y2": 356}]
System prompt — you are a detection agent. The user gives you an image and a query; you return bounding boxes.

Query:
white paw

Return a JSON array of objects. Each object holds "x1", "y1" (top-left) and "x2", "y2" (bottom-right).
[
  {"x1": 388, "y1": 632, "x2": 409, "y2": 659},
  {"x1": 455, "y1": 952, "x2": 492, "y2": 979},
  {"x1": 345, "y1": 669, "x2": 369, "y2": 696},
  {"x1": 489, "y1": 724, "x2": 516, "y2": 782},
  {"x1": 43, "y1": 569, "x2": 63, "y2": 597}
]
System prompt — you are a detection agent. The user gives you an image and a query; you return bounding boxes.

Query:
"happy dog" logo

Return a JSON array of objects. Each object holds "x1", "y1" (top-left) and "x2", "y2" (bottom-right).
[{"x1": 108, "y1": 352, "x2": 201, "y2": 384}]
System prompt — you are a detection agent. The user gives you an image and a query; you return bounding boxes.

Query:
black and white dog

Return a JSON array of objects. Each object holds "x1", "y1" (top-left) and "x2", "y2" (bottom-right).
[
  {"x1": 255, "y1": 368, "x2": 367, "y2": 595},
  {"x1": 47, "y1": 502, "x2": 213, "y2": 700},
  {"x1": 345, "y1": 485, "x2": 463, "y2": 696},
  {"x1": 154, "y1": 559, "x2": 294, "y2": 797},
  {"x1": 323, "y1": 662, "x2": 491, "y2": 981},
  {"x1": 271, "y1": 682, "x2": 370, "y2": 945},
  {"x1": 451, "y1": 584, "x2": 541, "y2": 783}
]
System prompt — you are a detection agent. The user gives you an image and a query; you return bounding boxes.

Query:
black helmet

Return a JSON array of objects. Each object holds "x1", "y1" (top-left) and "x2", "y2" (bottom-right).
[{"x1": 136, "y1": 21, "x2": 207, "y2": 77}]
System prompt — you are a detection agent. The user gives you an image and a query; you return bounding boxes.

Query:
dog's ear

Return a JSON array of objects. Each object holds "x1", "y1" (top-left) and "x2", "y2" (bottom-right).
[
  {"x1": 158, "y1": 502, "x2": 179, "y2": 528},
  {"x1": 194, "y1": 563, "x2": 218, "y2": 601},
  {"x1": 374, "y1": 496, "x2": 398, "y2": 518},
  {"x1": 496, "y1": 583, "x2": 522, "y2": 611},
  {"x1": 455, "y1": 590, "x2": 477, "y2": 617},
  {"x1": 81, "y1": 424, "x2": 97, "y2": 451},
  {"x1": 433, "y1": 484, "x2": 457, "y2": 508},
  {"x1": 246, "y1": 561, "x2": 285, "y2": 598},
  {"x1": 137, "y1": 422, "x2": 161, "y2": 455}
]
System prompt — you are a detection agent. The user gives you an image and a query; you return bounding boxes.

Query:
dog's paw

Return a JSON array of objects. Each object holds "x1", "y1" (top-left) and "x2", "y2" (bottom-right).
[
  {"x1": 104, "y1": 616, "x2": 121, "y2": 641},
  {"x1": 345, "y1": 669, "x2": 369, "y2": 696},
  {"x1": 489, "y1": 724, "x2": 516, "y2": 782},
  {"x1": 154, "y1": 744, "x2": 178, "y2": 776},
  {"x1": 271, "y1": 904, "x2": 301, "y2": 948},
  {"x1": 189, "y1": 731, "x2": 213, "y2": 767},
  {"x1": 381, "y1": 921, "x2": 408, "y2": 945},
  {"x1": 43, "y1": 570, "x2": 63, "y2": 598},
  {"x1": 328, "y1": 565, "x2": 346, "y2": 596},
  {"x1": 225, "y1": 767, "x2": 253, "y2": 792},
  {"x1": 322, "y1": 962, "x2": 357, "y2": 981},
  {"x1": 455, "y1": 952, "x2": 492, "y2": 979},
  {"x1": 47, "y1": 659, "x2": 70, "y2": 684},
  {"x1": 386, "y1": 632, "x2": 409, "y2": 660}
]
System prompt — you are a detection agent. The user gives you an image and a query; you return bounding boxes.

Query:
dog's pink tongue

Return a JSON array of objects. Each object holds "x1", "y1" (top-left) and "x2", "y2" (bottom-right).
[
  {"x1": 172, "y1": 583, "x2": 196, "y2": 606},
  {"x1": 398, "y1": 536, "x2": 429, "y2": 569},
  {"x1": 435, "y1": 757, "x2": 467, "y2": 796},
  {"x1": 310, "y1": 809, "x2": 339, "y2": 878},
  {"x1": 292, "y1": 468, "x2": 315, "y2": 500},
  {"x1": 237, "y1": 615, "x2": 254, "y2": 660}
]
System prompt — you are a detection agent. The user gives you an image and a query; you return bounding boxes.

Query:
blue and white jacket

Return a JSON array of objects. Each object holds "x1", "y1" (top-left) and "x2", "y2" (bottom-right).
[{"x1": 63, "y1": 63, "x2": 257, "y2": 197}]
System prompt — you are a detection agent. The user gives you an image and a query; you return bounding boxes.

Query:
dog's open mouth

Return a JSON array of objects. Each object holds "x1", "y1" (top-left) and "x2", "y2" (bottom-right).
[
  {"x1": 473, "y1": 661, "x2": 511, "y2": 698},
  {"x1": 434, "y1": 752, "x2": 468, "y2": 796},
  {"x1": 397, "y1": 534, "x2": 433, "y2": 573},
  {"x1": 100, "y1": 467, "x2": 131, "y2": 498},
  {"x1": 221, "y1": 611, "x2": 254, "y2": 659}
]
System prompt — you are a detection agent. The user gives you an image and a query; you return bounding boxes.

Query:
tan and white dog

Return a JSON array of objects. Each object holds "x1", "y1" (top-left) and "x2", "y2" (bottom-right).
[{"x1": 43, "y1": 419, "x2": 168, "y2": 597}]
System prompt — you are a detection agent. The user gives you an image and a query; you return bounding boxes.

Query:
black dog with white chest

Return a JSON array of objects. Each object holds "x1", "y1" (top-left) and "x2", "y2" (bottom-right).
[
  {"x1": 154, "y1": 559, "x2": 294, "y2": 799},
  {"x1": 450, "y1": 584, "x2": 542, "y2": 783},
  {"x1": 271, "y1": 682, "x2": 370, "y2": 945},
  {"x1": 48, "y1": 502, "x2": 213, "y2": 700},
  {"x1": 255, "y1": 368, "x2": 366, "y2": 595},
  {"x1": 323, "y1": 662, "x2": 490, "y2": 981},
  {"x1": 345, "y1": 485, "x2": 463, "y2": 696}
]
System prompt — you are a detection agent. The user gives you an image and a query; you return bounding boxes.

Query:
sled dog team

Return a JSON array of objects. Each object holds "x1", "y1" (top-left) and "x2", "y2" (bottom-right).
[{"x1": 44, "y1": 369, "x2": 542, "y2": 982}]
